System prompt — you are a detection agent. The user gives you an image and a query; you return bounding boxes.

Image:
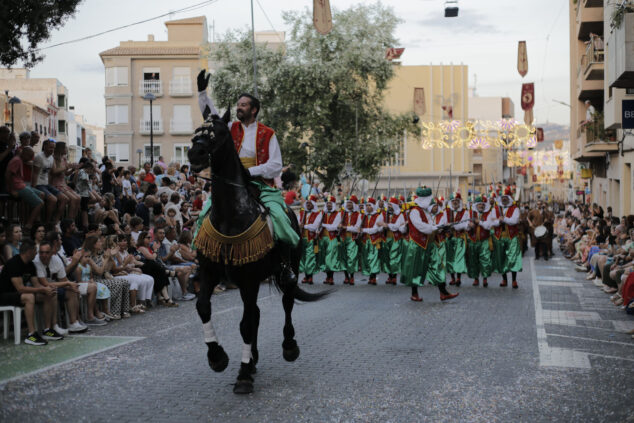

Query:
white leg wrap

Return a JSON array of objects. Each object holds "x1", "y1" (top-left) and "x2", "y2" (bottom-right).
[
  {"x1": 203, "y1": 321, "x2": 217, "y2": 344},
  {"x1": 241, "y1": 343, "x2": 252, "y2": 363}
]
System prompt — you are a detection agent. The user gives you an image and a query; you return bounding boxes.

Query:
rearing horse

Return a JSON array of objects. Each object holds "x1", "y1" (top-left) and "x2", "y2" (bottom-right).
[{"x1": 187, "y1": 109, "x2": 327, "y2": 394}]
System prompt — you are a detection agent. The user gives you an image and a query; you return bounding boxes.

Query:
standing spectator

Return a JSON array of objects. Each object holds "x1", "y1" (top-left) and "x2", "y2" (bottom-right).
[
  {"x1": 157, "y1": 155, "x2": 168, "y2": 172},
  {"x1": 76, "y1": 160, "x2": 93, "y2": 229},
  {"x1": 33, "y1": 139, "x2": 65, "y2": 223},
  {"x1": 179, "y1": 165, "x2": 190, "y2": 184},
  {"x1": 6, "y1": 147, "x2": 44, "y2": 229},
  {"x1": 0, "y1": 240, "x2": 60, "y2": 345},
  {"x1": 61, "y1": 219, "x2": 82, "y2": 257},
  {"x1": 50, "y1": 142, "x2": 80, "y2": 222},
  {"x1": 135, "y1": 196, "x2": 156, "y2": 228},
  {"x1": 0, "y1": 126, "x2": 16, "y2": 193},
  {"x1": 34, "y1": 241, "x2": 87, "y2": 333},
  {"x1": 101, "y1": 162, "x2": 115, "y2": 194},
  {"x1": 142, "y1": 162, "x2": 155, "y2": 184},
  {"x1": 29, "y1": 131, "x2": 40, "y2": 149}
]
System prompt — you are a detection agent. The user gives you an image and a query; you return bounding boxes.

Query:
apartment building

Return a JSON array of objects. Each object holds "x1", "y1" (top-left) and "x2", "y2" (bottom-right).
[
  {"x1": 569, "y1": 0, "x2": 634, "y2": 215},
  {"x1": 100, "y1": 16, "x2": 208, "y2": 167}
]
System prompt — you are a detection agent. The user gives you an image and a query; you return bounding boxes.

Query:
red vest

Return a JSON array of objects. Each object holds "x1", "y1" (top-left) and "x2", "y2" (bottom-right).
[
  {"x1": 230, "y1": 122, "x2": 275, "y2": 166},
  {"x1": 468, "y1": 209, "x2": 491, "y2": 242},
  {"x1": 434, "y1": 212, "x2": 446, "y2": 243},
  {"x1": 407, "y1": 206, "x2": 430, "y2": 249},
  {"x1": 502, "y1": 205, "x2": 520, "y2": 239},
  {"x1": 492, "y1": 204, "x2": 503, "y2": 239},
  {"x1": 342, "y1": 210, "x2": 360, "y2": 238},
  {"x1": 362, "y1": 213, "x2": 382, "y2": 245},
  {"x1": 321, "y1": 211, "x2": 340, "y2": 240},
  {"x1": 447, "y1": 208, "x2": 468, "y2": 233},
  {"x1": 388, "y1": 213, "x2": 405, "y2": 241},
  {"x1": 299, "y1": 210, "x2": 321, "y2": 241}
]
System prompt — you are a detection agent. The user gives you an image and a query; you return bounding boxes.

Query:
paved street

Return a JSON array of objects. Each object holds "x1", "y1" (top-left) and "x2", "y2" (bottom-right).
[{"x1": 1, "y1": 250, "x2": 633, "y2": 423}]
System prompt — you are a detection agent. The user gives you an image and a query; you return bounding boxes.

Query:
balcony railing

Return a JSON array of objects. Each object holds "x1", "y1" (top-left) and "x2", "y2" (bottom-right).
[
  {"x1": 139, "y1": 119, "x2": 164, "y2": 135},
  {"x1": 169, "y1": 119, "x2": 193, "y2": 135},
  {"x1": 139, "y1": 79, "x2": 163, "y2": 97},
  {"x1": 579, "y1": 39, "x2": 604, "y2": 78},
  {"x1": 168, "y1": 80, "x2": 193, "y2": 96}
]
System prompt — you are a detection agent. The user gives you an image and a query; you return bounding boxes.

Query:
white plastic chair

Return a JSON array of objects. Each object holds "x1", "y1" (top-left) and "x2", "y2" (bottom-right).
[{"x1": 1, "y1": 306, "x2": 22, "y2": 345}]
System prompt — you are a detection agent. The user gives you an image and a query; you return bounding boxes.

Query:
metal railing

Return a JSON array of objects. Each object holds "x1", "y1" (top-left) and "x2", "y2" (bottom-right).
[
  {"x1": 139, "y1": 79, "x2": 163, "y2": 96},
  {"x1": 580, "y1": 39, "x2": 604, "y2": 76},
  {"x1": 168, "y1": 80, "x2": 192, "y2": 96},
  {"x1": 139, "y1": 119, "x2": 164, "y2": 134}
]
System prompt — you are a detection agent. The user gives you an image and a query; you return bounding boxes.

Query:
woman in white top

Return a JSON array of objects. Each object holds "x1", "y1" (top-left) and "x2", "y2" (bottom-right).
[{"x1": 109, "y1": 235, "x2": 155, "y2": 313}]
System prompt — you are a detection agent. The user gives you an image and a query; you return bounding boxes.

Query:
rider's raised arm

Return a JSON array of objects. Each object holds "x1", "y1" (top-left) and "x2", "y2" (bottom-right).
[
  {"x1": 246, "y1": 133, "x2": 283, "y2": 180},
  {"x1": 198, "y1": 90, "x2": 219, "y2": 120}
]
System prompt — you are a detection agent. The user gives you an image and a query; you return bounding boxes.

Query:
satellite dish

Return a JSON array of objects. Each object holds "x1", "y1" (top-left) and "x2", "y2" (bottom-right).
[{"x1": 445, "y1": 0, "x2": 459, "y2": 17}]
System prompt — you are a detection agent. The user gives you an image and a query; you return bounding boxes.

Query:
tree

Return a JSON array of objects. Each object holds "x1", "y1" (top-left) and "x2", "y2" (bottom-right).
[
  {"x1": 206, "y1": 2, "x2": 418, "y2": 190},
  {"x1": 0, "y1": 0, "x2": 81, "y2": 68}
]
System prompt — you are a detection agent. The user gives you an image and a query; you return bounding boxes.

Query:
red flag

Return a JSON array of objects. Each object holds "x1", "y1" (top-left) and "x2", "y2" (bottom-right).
[
  {"x1": 521, "y1": 83, "x2": 534, "y2": 111},
  {"x1": 385, "y1": 48, "x2": 405, "y2": 61},
  {"x1": 536, "y1": 127, "x2": 544, "y2": 142}
]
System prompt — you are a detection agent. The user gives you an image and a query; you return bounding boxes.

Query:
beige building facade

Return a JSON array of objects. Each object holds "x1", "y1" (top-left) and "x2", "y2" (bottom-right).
[{"x1": 569, "y1": 0, "x2": 634, "y2": 216}]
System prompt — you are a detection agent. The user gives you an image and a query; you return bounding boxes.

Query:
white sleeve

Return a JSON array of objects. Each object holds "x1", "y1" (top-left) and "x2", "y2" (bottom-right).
[
  {"x1": 348, "y1": 214, "x2": 362, "y2": 233},
  {"x1": 453, "y1": 212, "x2": 470, "y2": 232},
  {"x1": 322, "y1": 212, "x2": 342, "y2": 231},
  {"x1": 198, "y1": 91, "x2": 219, "y2": 119},
  {"x1": 503, "y1": 208, "x2": 520, "y2": 225},
  {"x1": 246, "y1": 133, "x2": 283, "y2": 180},
  {"x1": 409, "y1": 209, "x2": 436, "y2": 234},
  {"x1": 364, "y1": 214, "x2": 384, "y2": 235},
  {"x1": 305, "y1": 212, "x2": 322, "y2": 232},
  {"x1": 397, "y1": 214, "x2": 408, "y2": 233},
  {"x1": 437, "y1": 213, "x2": 447, "y2": 227},
  {"x1": 479, "y1": 212, "x2": 496, "y2": 230}
]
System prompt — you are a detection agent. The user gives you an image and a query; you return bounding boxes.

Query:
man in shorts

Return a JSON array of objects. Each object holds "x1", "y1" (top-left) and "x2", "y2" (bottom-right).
[
  {"x1": 32, "y1": 139, "x2": 66, "y2": 222},
  {"x1": 0, "y1": 240, "x2": 62, "y2": 345},
  {"x1": 6, "y1": 147, "x2": 44, "y2": 229}
]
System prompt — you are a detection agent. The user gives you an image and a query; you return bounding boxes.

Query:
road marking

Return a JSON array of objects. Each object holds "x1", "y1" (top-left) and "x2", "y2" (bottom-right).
[
  {"x1": 530, "y1": 258, "x2": 591, "y2": 369},
  {"x1": 547, "y1": 333, "x2": 634, "y2": 347},
  {"x1": 538, "y1": 281, "x2": 584, "y2": 287},
  {"x1": 538, "y1": 275, "x2": 580, "y2": 282},
  {"x1": 541, "y1": 266, "x2": 569, "y2": 270}
]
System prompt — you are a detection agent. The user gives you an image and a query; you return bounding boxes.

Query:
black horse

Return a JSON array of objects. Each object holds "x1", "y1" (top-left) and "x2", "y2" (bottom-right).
[{"x1": 187, "y1": 109, "x2": 327, "y2": 394}]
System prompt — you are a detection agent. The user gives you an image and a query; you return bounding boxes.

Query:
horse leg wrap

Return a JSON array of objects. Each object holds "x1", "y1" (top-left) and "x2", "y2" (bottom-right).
[
  {"x1": 203, "y1": 321, "x2": 217, "y2": 344},
  {"x1": 242, "y1": 342, "x2": 253, "y2": 364}
]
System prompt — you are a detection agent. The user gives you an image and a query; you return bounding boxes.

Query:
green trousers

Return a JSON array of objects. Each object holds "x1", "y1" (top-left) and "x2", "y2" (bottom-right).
[
  {"x1": 446, "y1": 236, "x2": 468, "y2": 274},
  {"x1": 499, "y1": 237, "x2": 523, "y2": 273},
  {"x1": 426, "y1": 241, "x2": 446, "y2": 286},
  {"x1": 321, "y1": 236, "x2": 343, "y2": 272},
  {"x1": 400, "y1": 241, "x2": 430, "y2": 287},
  {"x1": 490, "y1": 236, "x2": 504, "y2": 274},
  {"x1": 467, "y1": 239, "x2": 492, "y2": 279},
  {"x1": 253, "y1": 180, "x2": 300, "y2": 247},
  {"x1": 360, "y1": 239, "x2": 381, "y2": 276},
  {"x1": 382, "y1": 237, "x2": 404, "y2": 275},
  {"x1": 342, "y1": 236, "x2": 360, "y2": 274},
  {"x1": 299, "y1": 238, "x2": 319, "y2": 275}
]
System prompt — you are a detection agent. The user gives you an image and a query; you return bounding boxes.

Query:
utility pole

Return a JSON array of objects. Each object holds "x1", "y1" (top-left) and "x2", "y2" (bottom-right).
[{"x1": 250, "y1": 0, "x2": 259, "y2": 97}]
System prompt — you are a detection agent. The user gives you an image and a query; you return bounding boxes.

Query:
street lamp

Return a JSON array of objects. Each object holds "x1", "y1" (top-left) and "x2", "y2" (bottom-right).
[
  {"x1": 143, "y1": 92, "x2": 156, "y2": 166},
  {"x1": 8, "y1": 96, "x2": 21, "y2": 133},
  {"x1": 136, "y1": 148, "x2": 143, "y2": 168}
]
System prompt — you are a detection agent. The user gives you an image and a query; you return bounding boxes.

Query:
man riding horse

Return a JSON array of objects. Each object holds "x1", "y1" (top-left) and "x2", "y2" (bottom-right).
[{"x1": 196, "y1": 70, "x2": 300, "y2": 277}]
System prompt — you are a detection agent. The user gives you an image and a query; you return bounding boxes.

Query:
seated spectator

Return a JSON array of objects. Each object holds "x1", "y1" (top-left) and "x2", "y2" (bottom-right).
[
  {"x1": 180, "y1": 202, "x2": 196, "y2": 230},
  {"x1": 135, "y1": 195, "x2": 155, "y2": 228},
  {"x1": 6, "y1": 147, "x2": 44, "y2": 229},
  {"x1": 74, "y1": 252, "x2": 109, "y2": 324},
  {"x1": 30, "y1": 224, "x2": 46, "y2": 251},
  {"x1": 61, "y1": 219, "x2": 82, "y2": 257},
  {"x1": 32, "y1": 139, "x2": 62, "y2": 223},
  {"x1": 0, "y1": 239, "x2": 61, "y2": 345},
  {"x1": 154, "y1": 227, "x2": 194, "y2": 301},
  {"x1": 134, "y1": 231, "x2": 178, "y2": 307},
  {"x1": 34, "y1": 241, "x2": 87, "y2": 333},
  {"x1": 0, "y1": 126, "x2": 15, "y2": 193},
  {"x1": 129, "y1": 217, "x2": 143, "y2": 245},
  {"x1": 110, "y1": 234, "x2": 154, "y2": 313},
  {"x1": 157, "y1": 177, "x2": 174, "y2": 199},
  {"x1": 2, "y1": 224, "x2": 22, "y2": 262}
]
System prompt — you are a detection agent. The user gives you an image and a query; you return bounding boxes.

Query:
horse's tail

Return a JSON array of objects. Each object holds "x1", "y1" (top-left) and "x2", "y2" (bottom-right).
[{"x1": 292, "y1": 285, "x2": 332, "y2": 302}]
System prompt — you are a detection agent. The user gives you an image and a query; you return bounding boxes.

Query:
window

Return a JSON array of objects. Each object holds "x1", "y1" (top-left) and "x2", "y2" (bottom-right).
[
  {"x1": 171, "y1": 105, "x2": 192, "y2": 132},
  {"x1": 105, "y1": 67, "x2": 129, "y2": 87},
  {"x1": 143, "y1": 67, "x2": 160, "y2": 80},
  {"x1": 107, "y1": 143, "x2": 130, "y2": 163},
  {"x1": 57, "y1": 95, "x2": 65, "y2": 108},
  {"x1": 627, "y1": 88, "x2": 634, "y2": 95},
  {"x1": 106, "y1": 105, "x2": 129, "y2": 124},
  {"x1": 174, "y1": 144, "x2": 190, "y2": 164},
  {"x1": 144, "y1": 144, "x2": 161, "y2": 162},
  {"x1": 172, "y1": 67, "x2": 190, "y2": 81},
  {"x1": 58, "y1": 119, "x2": 66, "y2": 134}
]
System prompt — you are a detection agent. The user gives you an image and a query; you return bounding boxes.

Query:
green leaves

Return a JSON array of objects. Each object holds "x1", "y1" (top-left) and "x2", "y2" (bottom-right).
[{"x1": 207, "y1": 2, "x2": 416, "y2": 189}]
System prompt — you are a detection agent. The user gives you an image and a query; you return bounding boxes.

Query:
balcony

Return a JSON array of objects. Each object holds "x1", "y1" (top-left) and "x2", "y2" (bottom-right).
[
  {"x1": 577, "y1": 68, "x2": 603, "y2": 100},
  {"x1": 169, "y1": 80, "x2": 193, "y2": 96},
  {"x1": 139, "y1": 79, "x2": 163, "y2": 97},
  {"x1": 169, "y1": 119, "x2": 193, "y2": 135},
  {"x1": 573, "y1": 113, "x2": 619, "y2": 160},
  {"x1": 576, "y1": 2, "x2": 603, "y2": 41},
  {"x1": 139, "y1": 119, "x2": 164, "y2": 135},
  {"x1": 580, "y1": 41, "x2": 604, "y2": 81},
  {"x1": 607, "y1": 12, "x2": 634, "y2": 88}
]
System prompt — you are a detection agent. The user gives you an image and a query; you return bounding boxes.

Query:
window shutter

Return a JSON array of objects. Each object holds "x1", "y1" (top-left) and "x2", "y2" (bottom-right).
[
  {"x1": 117, "y1": 105, "x2": 128, "y2": 124},
  {"x1": 106, "y1": 106, "x2": 116, "y2": 124},
  {"x1": 116, "y1": 67, "x2": 128, "y2": 86},
  {"x1": 105, "y1": 68, "x2": 114, "y2": 87}
]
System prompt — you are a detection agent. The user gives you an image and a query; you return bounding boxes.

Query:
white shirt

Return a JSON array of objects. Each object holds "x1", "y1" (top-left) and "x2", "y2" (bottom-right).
[
  {"x1": 34, "y1": 254, "x2": 67, "y2": 281},
  {"x1": 321, "y1": 210, "x2": 342, "y2": 231},
  {"x1": 198, "y1": 91, "x2": 283, "y2": 180},
  {"x1": 303, "y1": 211, "x2": 323, "y2": 233},
  {"x1": 449, "y1": 206, "x2": 470, "y2": 232},
  {"x1": 345, "y1": 209, "x2": 363, "y2": 233},
  {"x1": 362, "y1": 211, "x2": 384, "y2": 235},
  {"x1": 387, "y1": 213, "x2": 407, "y2": 234},
  {"x1": 501, "y1": 206, "x2": 520, "y2": 225},
  {"x1": 122, "y1": 179, "x2": 133, "y2": 197},
  {"x1": 409, "y1": 208, "x2": 436, "y2": 234},
  {"x1": 33, "y1": 152, "x2": 54, "y2": 186}
]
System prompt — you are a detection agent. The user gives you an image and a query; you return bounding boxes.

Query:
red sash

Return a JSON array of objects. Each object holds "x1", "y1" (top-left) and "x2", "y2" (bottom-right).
[
  {"x1": 407, "y1": 206, "x2": 430, "y2": 249},
  {"x1": 362, "y1": 213, "x2": 382, "y2": 245},
  {"x1": 321, "y1": 211, "x2": 339, "y2": 240},
  {"x1": 230, "y1": 121, "x2": 274, "y2": 166}
]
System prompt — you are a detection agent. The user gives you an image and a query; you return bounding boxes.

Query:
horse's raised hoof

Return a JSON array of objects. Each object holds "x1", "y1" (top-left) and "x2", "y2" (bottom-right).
[
  {"x1": 282, "y1": 339, "x2": 300, "y2": 362},
  {"x1": 233, "y1": 379, "x2": 254, "y2": 395},
  {"x1": 207, "y1": 342, "x2": 229, "y2": 373}
]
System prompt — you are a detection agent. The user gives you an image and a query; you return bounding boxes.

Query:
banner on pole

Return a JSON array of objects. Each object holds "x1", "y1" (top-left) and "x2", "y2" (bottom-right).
[
  {"x1": 517, "y1": 41, "x2": 528, "y2": 77},
  {"x1": 385, "y1": 48, "x2": 405, "y2": 61},
  {"x1": 521, "y1": 83, "x2": 534, "y2": 110},
  {"x1": 313, "y1": 0, "x2": 333, "y2": 35}
]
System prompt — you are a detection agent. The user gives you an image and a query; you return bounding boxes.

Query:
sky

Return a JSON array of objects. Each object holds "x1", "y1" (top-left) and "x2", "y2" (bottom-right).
[{"x1": 26, "y1": 0, "x2": 571, "y2": 129}]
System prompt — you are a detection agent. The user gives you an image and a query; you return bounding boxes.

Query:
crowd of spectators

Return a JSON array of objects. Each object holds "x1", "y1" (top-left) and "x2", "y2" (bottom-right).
[
  {"x1": 555, "y1": 201, "x2": 634, "y2": 337},
  {"x1": 0, "y1": 126, "x2": 210, "y2": 346}
]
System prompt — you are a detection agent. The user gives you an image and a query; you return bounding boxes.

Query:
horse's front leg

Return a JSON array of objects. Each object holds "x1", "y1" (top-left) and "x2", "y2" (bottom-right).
[
  {"x1": 196, "y1": 262, "x2": 228, "y2": 372},
  {"x1": 281, "y1": 284, "x2": 300, "y2": 362},
  {"x1": 234, "y1": 281, "x2": 260, "y2": 394}
]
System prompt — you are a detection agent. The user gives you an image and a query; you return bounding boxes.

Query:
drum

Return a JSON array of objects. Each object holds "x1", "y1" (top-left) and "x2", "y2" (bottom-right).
[{"x1": 534, "y1": 225, "x2": 547, "y2": 239}]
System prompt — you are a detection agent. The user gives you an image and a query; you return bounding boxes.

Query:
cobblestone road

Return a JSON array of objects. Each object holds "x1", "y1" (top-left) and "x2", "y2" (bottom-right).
[{"x1": 1, "y1": 250, "x2": 633, "y2": 422}]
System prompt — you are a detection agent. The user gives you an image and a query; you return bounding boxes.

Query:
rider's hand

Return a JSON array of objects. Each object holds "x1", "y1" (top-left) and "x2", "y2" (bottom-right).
[{"x1": 197, "y1": 70, "x2": 210, "y2": 92}]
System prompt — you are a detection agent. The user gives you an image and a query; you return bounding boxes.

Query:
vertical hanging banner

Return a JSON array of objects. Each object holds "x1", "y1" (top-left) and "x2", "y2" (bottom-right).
[
  {"x1": 313, "y1": 0, "x2": 333, "y2": 35},
  {"x1": 385, "y1": 48, "x2": 405, "y2": 61},
  {"x1": 414, "y1": 88, "x2": 426, "y2": 116},
  {"x1": 521, "y1": 83, "x2": 535, "y2": 110},
  {"x1": 536, "y1": 127, "x2": 544, "y2": 142},
  {"x1": 518, "y1": 41, "x2": 528, "y2": 77}
]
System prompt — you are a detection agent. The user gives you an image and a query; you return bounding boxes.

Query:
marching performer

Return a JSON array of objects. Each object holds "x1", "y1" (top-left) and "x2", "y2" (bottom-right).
[
  {"x1": 360, "y1": 197, "x2": 383, "y2": 285},
  {"x1": 341, "y1": 195, "x2": 362, "y2": 285},
  {"x1": 467, "y1": 195, "x2": 495, "y2": 287},
  {"x1": 299, "y1": 195, "x2": 322, "y2": 285},
  {"x1": 401, "y1": 187, "x2": 434, "y2": 302},
  {"x1": 319, "y1": 195, "x2": 343, "y2": 285},
  {"x1": 497, "y1": 187, "x2": 522, "y2": 288},
  {"x1": 427, "y1": 198, "x2": 459, "y2": 300},
  {"x1": 381, "y1": 196, "x2": 407, "y2": 285},
  {"x1": 489, "y1": 191, "x2": 505, "y2": 275},
  {"x1": 446, "y1": 193, "x2": 469, "y2": 286}
]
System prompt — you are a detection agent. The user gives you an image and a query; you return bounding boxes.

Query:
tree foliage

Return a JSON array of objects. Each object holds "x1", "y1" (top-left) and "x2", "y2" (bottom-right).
[
  {"x1": 207, "y1": 2, "x2": 418, "y2": 189},
  {"x1": 0, "y1": 0, "x2": 81, "y2": 68}
]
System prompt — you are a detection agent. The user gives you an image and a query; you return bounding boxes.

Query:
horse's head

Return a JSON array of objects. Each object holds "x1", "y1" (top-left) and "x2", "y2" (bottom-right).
[{"x1": 188, "y1": 108, "x2": 231, "y2": 173}]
